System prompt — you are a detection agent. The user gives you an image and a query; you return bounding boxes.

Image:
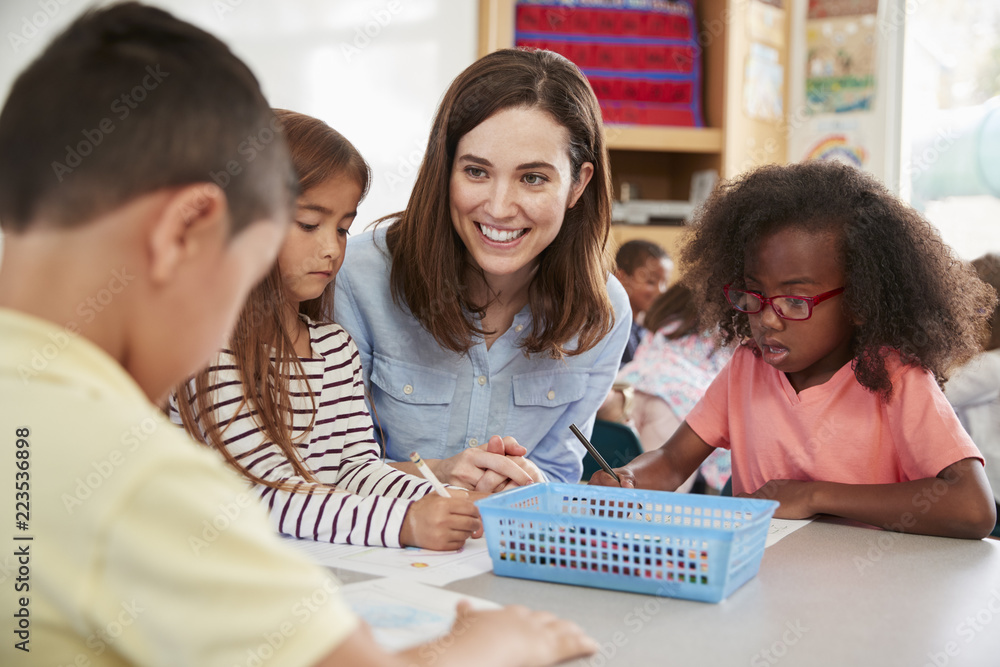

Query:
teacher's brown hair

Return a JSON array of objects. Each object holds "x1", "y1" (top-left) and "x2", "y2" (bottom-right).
[{"x1": 384, "y1": 48, "x2": 615, "y2": 358}]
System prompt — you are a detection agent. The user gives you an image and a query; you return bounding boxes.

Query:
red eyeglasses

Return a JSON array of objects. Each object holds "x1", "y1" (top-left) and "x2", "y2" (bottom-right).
[{"x1": 723, "y1": 285, "x2": 845, "y2": 321}]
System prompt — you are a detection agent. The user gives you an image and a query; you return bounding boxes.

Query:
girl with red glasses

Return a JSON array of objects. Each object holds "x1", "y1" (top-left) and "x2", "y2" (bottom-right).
[{"x1": 592, "y1": 161, "x2": 997, "y2": 540}]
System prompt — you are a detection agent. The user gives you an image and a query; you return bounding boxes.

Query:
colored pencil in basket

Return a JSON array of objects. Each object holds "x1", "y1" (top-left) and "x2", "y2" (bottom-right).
[{"x1": 568, "y1": 423, "x2": 620, "y2": 485}]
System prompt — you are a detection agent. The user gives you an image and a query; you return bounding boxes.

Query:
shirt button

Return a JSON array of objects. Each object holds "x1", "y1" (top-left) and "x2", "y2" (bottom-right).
[
  {"x1": 403, "y1": 384, "x2": 413, "y2": 395},
  {"x1": 515, "y1": 324, "x2": 524, "y2": 332},
  {"x1": 478, "y1": 375, "x2": 487, "y2": 386},
  {"x1": 469, "y1": 438, "x2": 479, "y2": 447},
  {"x1": 547, "y1": 390, "x2": 556, "y2": 400}
]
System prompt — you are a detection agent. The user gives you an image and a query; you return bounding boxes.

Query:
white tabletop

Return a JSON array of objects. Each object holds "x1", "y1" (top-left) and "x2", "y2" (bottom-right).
[{"x1": 333, "y1": 519, "x2": 1000, "y2": 666}]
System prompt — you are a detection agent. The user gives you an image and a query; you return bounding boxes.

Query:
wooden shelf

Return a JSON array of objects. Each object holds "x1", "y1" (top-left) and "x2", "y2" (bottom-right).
[
  {"x1": 605, "y1": 125, "x2": 723, "y2": 153},
  {"x1": 479, "y1": 0, "x2": 790, "y2": 179},
  {"x1": 479, "y1": 0, "x2": 790, "y2": 280}
]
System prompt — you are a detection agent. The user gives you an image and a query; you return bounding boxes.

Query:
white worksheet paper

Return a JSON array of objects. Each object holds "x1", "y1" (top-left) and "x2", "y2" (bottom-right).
[
  {"x1": 283, "y1": 536, "x2": 494, "y2": 586},
  {"x1": 765, "y1": 518, "x2": 812, "y2": 547},
  {"x1": 341, "y1": 578, "x2": 501, "y2": 652}
]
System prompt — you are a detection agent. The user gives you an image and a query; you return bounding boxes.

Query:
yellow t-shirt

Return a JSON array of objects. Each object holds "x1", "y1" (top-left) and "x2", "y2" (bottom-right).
[{"x1": 0, "y1": 309, "x2": 358, "y2": 666}]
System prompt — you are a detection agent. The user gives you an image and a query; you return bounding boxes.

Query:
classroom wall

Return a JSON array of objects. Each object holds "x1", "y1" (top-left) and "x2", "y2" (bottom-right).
[
  {"x1": 785, "y1": 0, "x2": 904, "y2": 192},
  {"x1": 0, "y1": 0, "x2": 478, "y2": 240}
]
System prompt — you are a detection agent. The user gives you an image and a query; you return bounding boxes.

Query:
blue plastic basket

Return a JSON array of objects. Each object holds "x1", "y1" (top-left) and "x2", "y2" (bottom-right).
[{"x1": 476, "y1": 483, "x2": 778, "y2": 603}]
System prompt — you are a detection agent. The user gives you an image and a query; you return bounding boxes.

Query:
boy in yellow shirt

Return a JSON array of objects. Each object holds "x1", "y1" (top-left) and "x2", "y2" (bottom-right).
[{"x1": 0, "y1": 4, "x2": 596, "y2": 666}]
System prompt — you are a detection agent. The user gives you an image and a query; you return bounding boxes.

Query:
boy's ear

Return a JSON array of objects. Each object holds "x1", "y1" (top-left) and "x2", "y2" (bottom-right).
[{"x1": 148, "y1": 184, "x2": 229, "y2": 286}]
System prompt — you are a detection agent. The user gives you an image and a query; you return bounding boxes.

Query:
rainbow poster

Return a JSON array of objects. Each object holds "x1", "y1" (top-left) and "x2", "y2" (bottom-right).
[{"x1": 804, "y1": 134, "x2": 868, "y2": 167}]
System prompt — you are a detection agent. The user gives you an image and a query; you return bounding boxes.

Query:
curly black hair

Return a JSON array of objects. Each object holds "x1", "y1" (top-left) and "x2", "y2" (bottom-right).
[{"x1": 680, "y1": 161, "x2": 997, "y2": 401}]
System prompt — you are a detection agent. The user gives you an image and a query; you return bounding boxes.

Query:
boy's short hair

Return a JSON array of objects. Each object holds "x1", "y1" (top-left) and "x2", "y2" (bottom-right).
[
  {"x1": 0, "y1": 2, "x2": 295, "y2": 234},
  {"x1": 615, "y1": 239, "x2": 669, "y2": 274}
]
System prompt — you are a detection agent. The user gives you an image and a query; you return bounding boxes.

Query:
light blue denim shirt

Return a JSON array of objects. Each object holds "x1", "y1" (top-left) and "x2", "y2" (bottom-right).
[{"x1": 334, "y1": 227, "x2": 632, "y2": 483}]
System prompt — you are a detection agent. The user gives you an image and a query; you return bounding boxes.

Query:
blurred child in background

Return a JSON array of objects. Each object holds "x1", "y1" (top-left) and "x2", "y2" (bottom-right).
[
  {"x1": 945, "y1": 253, "x2": 1000, "y2": 536},
  {"x1": 614, "y1": 239, "x2": 672, "y2": 365},
  {"x1": 618, "y1": 283, "x2": 732, "y2": 493}
]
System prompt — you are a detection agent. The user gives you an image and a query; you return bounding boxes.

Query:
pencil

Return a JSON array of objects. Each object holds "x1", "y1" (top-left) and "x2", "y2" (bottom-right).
[
  {"x1": 409, "y1": 451, "x2": 452, "y2": 498},
  {"x1": 568, "y1": 423, "x2": 621, "y2": 484}
]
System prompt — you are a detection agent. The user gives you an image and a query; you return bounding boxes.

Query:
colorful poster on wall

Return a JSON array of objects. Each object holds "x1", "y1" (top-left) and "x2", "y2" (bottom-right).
[
  {"x1": 744, "y1": 42, "x2": 784, "y2": 122},
  {"x1": 801, "y1": 118, "x2": 869, "y2": 168},
  {"x1": 805, "y1": 2, "x2": 877, "y2": 115}
]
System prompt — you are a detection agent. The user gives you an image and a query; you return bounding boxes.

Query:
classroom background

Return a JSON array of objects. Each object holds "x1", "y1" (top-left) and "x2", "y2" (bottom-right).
[
  {"x1": 1, "y1": 0, "x2": 998, "y2": 266},
  {"x1": 2, "y1": 3, "x2": 1000, "y2": 665}
]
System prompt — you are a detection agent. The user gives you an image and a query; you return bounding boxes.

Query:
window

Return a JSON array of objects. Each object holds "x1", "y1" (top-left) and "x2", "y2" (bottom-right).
[{"x1": 901, "y1": 0, "x2": 1000, "y2": 258}]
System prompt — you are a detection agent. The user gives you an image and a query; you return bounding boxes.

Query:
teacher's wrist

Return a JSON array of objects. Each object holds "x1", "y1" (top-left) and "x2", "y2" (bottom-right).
[{"x1": 425, "y1": 457, "x2": 448, "y2": 480}]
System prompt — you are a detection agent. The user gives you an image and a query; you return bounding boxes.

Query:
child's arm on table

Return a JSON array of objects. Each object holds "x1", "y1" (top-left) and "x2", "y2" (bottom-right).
[
  {"x1": 588, "y1": 421, "x2": 715, "y2": 490},
  {"x1": 742, "y1": 458, "x2": 997, "y2": 539},
  {"x1": 254, "y1": 426, "x2": 483, "y2": 550},
  {"x1": 187, "y1": 414, "x2": 481, "y2": 549},
  {"x1": 252, "y1": 478, "x2": 480, "y2": 550},
  {"x1": 316, "y1": 600, "x2": 597, "y2": 667}
]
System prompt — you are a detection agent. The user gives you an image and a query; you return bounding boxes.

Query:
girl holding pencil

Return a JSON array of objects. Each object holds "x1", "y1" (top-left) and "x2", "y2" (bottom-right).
[
  {"x1": 591, "y1": 162, "x2": 995, "y2": 539},
  {"x1": 169, "y1": 110, "x2": 480, "y2": 550}
]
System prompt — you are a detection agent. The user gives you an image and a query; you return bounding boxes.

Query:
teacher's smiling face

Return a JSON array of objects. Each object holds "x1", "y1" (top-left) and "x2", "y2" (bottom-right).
[{"x1": 449, "y1": 106, "x2": 593, "y2": 288}]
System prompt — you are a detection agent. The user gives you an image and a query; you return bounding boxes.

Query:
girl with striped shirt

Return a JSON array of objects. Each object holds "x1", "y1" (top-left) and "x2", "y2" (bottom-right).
[{"x1": 169, "y1": 110, "x2": 481, "y2": 550}]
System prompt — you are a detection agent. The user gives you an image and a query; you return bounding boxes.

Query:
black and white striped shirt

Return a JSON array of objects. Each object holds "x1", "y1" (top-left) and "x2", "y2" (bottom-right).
[{"x1": 168, "y1": 320, "x2": 434, "y2": 547}]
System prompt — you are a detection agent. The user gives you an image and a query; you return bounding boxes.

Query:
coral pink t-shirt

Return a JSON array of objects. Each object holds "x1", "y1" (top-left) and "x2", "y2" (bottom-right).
[{"x1": 685, "y1": 346, "x2": 983, "y2": 496}]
